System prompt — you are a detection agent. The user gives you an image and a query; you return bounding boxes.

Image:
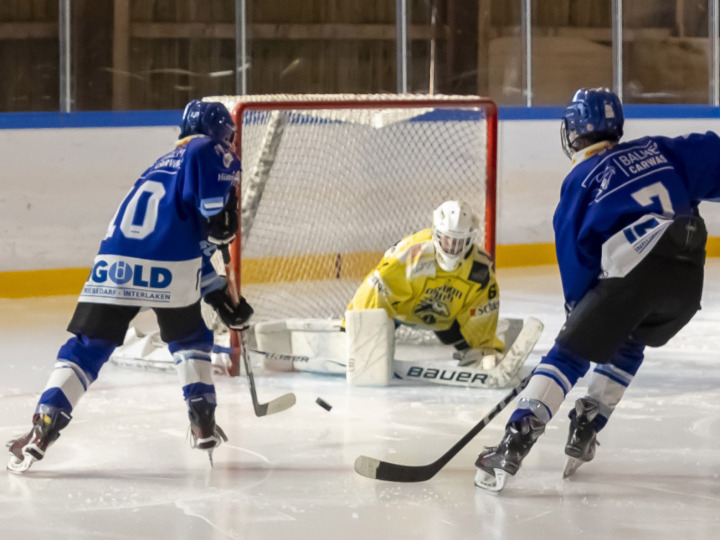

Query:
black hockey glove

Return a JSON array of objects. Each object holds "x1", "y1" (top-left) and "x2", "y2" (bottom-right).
[
  {"x1": 204, "y1": 286, "x2": 254, "y2": 330},
  {"x1": 206, "y1": 190, "x2": 238, "y2": 246}
]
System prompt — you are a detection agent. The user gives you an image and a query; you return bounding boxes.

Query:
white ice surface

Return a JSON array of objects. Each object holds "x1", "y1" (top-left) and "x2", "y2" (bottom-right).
[{"x1": 1, "y1": 263, "x2": 720, "y2": 540}]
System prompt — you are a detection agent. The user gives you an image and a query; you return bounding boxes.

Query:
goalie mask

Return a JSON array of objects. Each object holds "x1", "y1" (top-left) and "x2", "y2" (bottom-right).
[
  {"x1": 432, "y1": 200, "x2": 478, "y2": 272},
  {"x1": 179, "y1": 100, "x2": 236, "y2": 147}
]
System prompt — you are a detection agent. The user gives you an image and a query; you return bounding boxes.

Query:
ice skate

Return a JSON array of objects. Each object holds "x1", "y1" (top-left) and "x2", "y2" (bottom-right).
[
  {"x1": 187, "y1": 396, "x2": 228, "y2": 466},
  {"x1": 474, "y1": 466, "x2": 508, "y2": 492},
  {"x1": 563, "y1": 397, "x2": 600, "y2": 478},
  {"x1": 7, "y1": 408, "x2": 71, "y2": 474},
  {"x1": 474, "y1": 414, "x2": 545, "y2": 492}
]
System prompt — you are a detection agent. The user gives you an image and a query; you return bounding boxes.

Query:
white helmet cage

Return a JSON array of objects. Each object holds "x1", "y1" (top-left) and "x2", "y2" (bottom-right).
[{"x1": 431, "y1": 200, "x2": 478, "y2": 271}]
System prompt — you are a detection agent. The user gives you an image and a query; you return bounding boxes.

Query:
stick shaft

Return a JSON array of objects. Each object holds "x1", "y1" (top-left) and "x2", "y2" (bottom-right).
[
  {"x1": 355, "y1": 373, "x2": 531, "y2": 482},
  {"x1": 219, "y1": 244, "x2": 296, "y2": 417}
]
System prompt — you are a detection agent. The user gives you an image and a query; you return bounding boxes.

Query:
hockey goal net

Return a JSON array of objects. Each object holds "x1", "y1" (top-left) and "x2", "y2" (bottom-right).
[
  {"x1": 208, "y1": 93, "x2": 497, "y2": 325},
  {"x1": 110, "y1": 94, "x2": 497, "y2": 376}
]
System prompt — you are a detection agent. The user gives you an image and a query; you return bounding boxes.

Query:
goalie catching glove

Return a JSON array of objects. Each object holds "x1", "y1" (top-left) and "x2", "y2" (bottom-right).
[
  {"x1": 206, "y1": 189, "x2": 238, "y2": 246},
  {"x1": 204, "y1": 284, "x2": 254, "y2": 330}
]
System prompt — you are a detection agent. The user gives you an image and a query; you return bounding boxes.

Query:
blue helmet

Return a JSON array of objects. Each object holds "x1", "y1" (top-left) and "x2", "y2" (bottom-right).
[
  {"x1": 179, "y1": 100, "x2": 236, "y2": 146},
  {"x1": 561, "y1": 88, "x2": 624, "y2": 158}
]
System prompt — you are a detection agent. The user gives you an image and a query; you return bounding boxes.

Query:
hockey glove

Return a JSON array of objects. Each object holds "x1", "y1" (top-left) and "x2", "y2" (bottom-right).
[
  {"x1": 204, "y1": 286, "x2": 254, "y2": 330},
  {"x1": 206, "y1": 190, "x2": 238, "y2": 246}
]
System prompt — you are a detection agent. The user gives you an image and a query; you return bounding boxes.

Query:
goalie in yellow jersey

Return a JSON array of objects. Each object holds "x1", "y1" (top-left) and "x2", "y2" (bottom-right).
[
  {"x1": 253, "y1": 200, "x2": 541, "y2": 387},
  {"x1": 346, "y1": 200, "x2": 506, "y2": 369}
]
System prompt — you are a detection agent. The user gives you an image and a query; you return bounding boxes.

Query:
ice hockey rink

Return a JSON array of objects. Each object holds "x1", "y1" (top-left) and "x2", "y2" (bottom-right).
[{"x1": 1, "y1": 262, "x2": 719, "y2": 540}]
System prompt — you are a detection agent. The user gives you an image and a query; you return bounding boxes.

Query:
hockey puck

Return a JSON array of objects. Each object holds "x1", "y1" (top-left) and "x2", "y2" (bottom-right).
[{"x1": 316, "y1": 397, "x2": 332, "y2": 411}]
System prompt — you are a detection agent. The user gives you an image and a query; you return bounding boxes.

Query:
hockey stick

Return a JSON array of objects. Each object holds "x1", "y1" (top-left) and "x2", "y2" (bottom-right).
[
  {"x1": 256, "y1": 348, "x2": 521, "y2": 389},
  {"x1": 353, "y1": 373, "x2": 532, "y2": 482},
  {"x1": 256, "y1": 317, "x2": 543, "y2": 390},
  {"x1": 220, "y1": 245, "x2": 296, "y2": 416}
]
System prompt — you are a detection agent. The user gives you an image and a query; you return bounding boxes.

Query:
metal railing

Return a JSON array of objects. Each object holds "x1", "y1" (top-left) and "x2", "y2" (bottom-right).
[{"x1": 50, "y1": 0, "x2": 720, "y2": 110}]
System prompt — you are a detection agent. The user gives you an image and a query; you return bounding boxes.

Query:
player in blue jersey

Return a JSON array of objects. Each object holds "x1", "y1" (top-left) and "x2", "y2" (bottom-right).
[
  {"x1": 475, "y1": 87, "x2": 717, "y2": 491},
  {"x1": 7, "y1": 100, "x2": 253, "y2": 473}
]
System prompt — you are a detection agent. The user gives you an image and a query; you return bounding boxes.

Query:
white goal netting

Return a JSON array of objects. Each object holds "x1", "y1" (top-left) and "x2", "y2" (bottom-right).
[
  {"x1": 209, "y1": 93, "x2": 497, "y2": 323},
  {"x1": 111, "y1": 94, "x2": 497, "y2": 374}
]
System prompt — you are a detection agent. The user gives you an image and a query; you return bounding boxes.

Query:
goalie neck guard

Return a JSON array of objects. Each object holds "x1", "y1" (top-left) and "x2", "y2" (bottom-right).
[{"x1": 432, "y1": 200, "x2": 478, "y2": 272}]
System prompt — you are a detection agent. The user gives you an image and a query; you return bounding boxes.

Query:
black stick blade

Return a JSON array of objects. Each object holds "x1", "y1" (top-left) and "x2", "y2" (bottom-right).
[{"x1": 353, "y1": 374, "x2": 534, "y2": 483}]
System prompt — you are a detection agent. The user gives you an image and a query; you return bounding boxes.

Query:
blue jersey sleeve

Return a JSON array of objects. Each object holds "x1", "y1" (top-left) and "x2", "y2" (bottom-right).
[
  {"x1": 657, "y1": 131, "x2": 720, "y2": 202},
  {"x1": 182, "y1": 137, "x2": 241, "y2": 219}
]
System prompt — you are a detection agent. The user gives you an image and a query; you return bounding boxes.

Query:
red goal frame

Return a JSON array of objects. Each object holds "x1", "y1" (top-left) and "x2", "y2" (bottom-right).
[{"x1": 225, "y1": 96, "x2": 497, "y2": 376}]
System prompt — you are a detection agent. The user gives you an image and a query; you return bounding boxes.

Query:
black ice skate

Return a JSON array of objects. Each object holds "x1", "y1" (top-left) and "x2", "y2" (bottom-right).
[
  {"x1": 187, "y1": 396, "x2": 227, "y2": 466},
  {"x1": 474, "y1": 414, "x2": 545, "y2": 492},
  {"x1": 563, "y1": 397, "x2": 601, "y2": 478},
  {"x1": 7, "y1": 407, "x2": 71, "y2": 474}
]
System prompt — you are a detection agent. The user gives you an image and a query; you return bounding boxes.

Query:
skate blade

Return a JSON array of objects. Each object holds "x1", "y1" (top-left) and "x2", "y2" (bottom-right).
[
  {"x1": 474, "y1": 468, "x2": 507, "y2": 492},
  {"x1": 563, "y1": 456, "x2": 584, "y2": 478},
  {"x1": 207, "y1": 448, "x2": 215, "y2": 468},
  {"x1": 7, "y1": 454, "x2": 36, "y2": 474}
]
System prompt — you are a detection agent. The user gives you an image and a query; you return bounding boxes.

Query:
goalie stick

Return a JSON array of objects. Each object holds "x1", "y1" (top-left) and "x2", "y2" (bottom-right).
[
  {"x1": 256, "y1": 317, "x2": 543, "y2": 390},
  {"x1": 221, "y1": 246, "x2": 296, "y2": 417},
  {"x1": 395, "y1": 317, "x2": 542, "y2": 389},
  {"x1": 353, "y1": 373, "x2": 532, "y2": 482}
]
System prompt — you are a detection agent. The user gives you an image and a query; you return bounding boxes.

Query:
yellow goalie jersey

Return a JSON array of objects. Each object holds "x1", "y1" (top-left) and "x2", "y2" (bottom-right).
[{"x1": 347, "y1": 228, "x2": 504, "y2": 353}]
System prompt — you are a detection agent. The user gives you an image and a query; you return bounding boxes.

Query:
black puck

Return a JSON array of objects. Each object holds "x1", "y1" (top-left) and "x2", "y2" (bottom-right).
[{"x1": 316, "y1": 397, "x2": 332, "y2": 411}]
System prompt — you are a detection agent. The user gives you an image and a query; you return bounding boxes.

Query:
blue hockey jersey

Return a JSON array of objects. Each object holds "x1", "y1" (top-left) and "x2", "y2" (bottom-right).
[
  {"x1": 555, "y1": 132, "x2": 720, "y2": 307},
  {"x1": 78, "y1": 135, "x2": 240, "y2": 308}
]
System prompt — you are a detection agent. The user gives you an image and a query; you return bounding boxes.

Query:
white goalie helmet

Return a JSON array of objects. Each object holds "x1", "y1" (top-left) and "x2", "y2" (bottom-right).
[{"x1": 432, "y1": 200, "x2": 478, "y2": 271}]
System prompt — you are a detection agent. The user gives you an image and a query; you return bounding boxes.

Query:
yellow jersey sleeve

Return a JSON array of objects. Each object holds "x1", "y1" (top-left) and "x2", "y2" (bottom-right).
[
  {"x1": 346, "y1": 231, "x2": 423, "y2": 317},
  {"x1": 347, "y1": 229, "x2": 503, "y2": 353}
]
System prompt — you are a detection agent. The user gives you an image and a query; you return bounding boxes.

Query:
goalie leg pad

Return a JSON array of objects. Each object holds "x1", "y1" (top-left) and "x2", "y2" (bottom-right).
[
  {"x1": 254, "y1": 320, "x2": 293, "y2": 356},
  {"x1": 345, "y1": 309, "x2": 395, "y2": 387},
  {"x1": 291, "y1": 325, "x2": 346, "y2": 361},
  {"x1": 255, "y1": 319, "x2": 348, "y2": 374}
]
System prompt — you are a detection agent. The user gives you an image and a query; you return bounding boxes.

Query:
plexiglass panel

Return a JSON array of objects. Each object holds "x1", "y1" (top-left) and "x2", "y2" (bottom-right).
[{"x1": 623, "y1": 0, "x2": 709, "y2": 104}]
